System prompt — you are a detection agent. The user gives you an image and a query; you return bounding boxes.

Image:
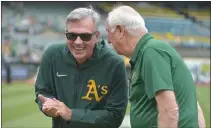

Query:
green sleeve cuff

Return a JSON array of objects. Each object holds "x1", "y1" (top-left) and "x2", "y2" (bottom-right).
[
  {"x1": 65, "y1": 109, "x2": 83, "y2": 124},
  {"x1": 70, "y1": 109, "x2": 84, "y2": 122}
]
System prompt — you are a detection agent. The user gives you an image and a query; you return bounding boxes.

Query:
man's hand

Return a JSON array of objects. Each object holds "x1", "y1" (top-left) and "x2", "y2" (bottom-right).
[
  {"x1": 53, "y1": 98, "x2": 72, "y2": 121},
  {"x1": 38, "y1": 94, "x2": 59, "y2": 117}
]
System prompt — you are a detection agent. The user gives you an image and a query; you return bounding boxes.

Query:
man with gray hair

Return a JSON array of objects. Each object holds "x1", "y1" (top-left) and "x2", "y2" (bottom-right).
[
  {"x1": 35, "y1": 6, "x2": 128, "y2": 128},
  {"x1": 106, "y1": 5, "x2": 205, "y2": 128}
]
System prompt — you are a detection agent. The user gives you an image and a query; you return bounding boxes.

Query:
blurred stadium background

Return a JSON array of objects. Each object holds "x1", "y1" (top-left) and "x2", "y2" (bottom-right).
[{"x1": 1, "y1": 1, "x2": 210, "y2": 128}]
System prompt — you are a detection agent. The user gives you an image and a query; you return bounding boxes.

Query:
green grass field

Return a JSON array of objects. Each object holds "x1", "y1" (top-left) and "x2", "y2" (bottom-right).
[{"x1": 2, "y1": 83, "x2": 210, "y2": 128}]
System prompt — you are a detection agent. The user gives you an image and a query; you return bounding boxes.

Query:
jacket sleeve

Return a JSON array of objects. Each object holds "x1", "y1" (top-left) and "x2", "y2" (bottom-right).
[
  {"x1": 34, "y1": 49, "x2": 56, "y2": 116},
  {"x1": 69, "y1": 60, "x2": 128, "y2": 128}
]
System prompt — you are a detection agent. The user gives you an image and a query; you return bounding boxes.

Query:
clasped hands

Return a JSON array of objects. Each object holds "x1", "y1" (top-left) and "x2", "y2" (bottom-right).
[{"x1": 38, "y1": 94, "x2": 72, "y2": 121}]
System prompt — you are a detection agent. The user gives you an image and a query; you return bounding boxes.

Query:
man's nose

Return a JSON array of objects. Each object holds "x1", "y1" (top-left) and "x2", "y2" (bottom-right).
[{"x1": 74, "y1": 36, "x2": 83, "y2": 44}]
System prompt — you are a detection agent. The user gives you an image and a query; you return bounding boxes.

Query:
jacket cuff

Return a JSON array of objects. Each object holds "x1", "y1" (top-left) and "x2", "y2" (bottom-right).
[{"x1": 69, "y1": 109, "x2": 83, "y2": 122}]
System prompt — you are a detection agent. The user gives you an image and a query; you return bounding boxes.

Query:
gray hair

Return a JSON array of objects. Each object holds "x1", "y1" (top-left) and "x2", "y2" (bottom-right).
[
  {"x1": 66, "y1": 6, "x2": 101, "y2": 31},
  {"x1": 108, "y1": 5, "x2": 148, "y2": 36}
]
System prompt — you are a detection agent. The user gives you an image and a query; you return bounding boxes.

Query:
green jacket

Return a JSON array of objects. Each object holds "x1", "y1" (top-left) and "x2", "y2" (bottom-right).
[{"x1": 35, "y1": 38, "x2": 128, "y2": 128}]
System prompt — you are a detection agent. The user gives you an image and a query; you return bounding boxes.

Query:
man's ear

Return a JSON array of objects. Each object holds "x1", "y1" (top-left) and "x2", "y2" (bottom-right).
[{"x1": 116, "y1": 25, "x2": 125, "y2": 38}]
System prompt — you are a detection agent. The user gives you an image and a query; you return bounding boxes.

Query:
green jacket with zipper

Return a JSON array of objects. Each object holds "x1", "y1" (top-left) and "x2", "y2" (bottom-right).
[{"x1": 35, "y1": 38, "x2": 128, "y2": 128}]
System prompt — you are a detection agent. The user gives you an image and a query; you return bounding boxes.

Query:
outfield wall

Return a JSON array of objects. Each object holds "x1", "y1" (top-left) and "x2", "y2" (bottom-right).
[
  {"x1": 184, "y1": 58, "x2": 210, "y2": 85},
  {"x1": 1, "y1": 58, "x2": 210, "y2": 85}
]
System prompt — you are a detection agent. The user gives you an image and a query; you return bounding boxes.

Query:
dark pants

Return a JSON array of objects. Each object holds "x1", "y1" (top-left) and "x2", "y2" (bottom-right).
[
  {"x1": 2, "y1": 57, "x2": 12, "y2": 84},
  {"x1": 5, "y1": 63, "x2": 12, "y2": 84}
]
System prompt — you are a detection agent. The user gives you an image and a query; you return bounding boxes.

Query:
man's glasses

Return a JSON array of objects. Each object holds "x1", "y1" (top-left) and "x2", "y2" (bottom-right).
[{"x1": 65, "y1": 32, "x2": 96, "y2": 42}]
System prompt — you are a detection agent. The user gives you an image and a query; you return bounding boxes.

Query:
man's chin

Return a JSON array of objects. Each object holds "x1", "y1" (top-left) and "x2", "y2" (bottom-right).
[{"x1": 73, "y1": 55, "x2": 87, "y2": 64}]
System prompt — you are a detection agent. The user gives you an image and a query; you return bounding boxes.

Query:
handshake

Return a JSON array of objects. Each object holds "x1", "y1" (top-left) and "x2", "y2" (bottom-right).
[{"x1": 38, "y1": 94, "x2": 72, "y2": 121}]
